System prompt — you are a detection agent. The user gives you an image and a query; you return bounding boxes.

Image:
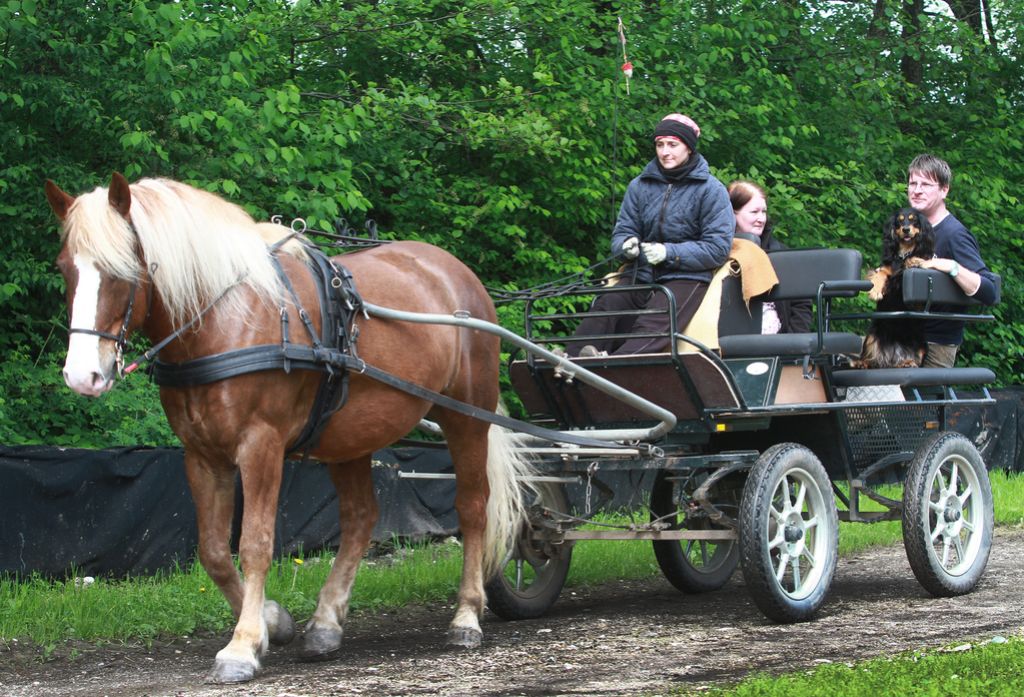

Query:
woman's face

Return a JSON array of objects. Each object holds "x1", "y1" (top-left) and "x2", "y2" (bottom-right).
[
  {"x1": 655, "y1": 137, "x2": 691, "y2": 170},
  {"x1": 735, "y1": 194, "x2": 768, "y2": 235}
]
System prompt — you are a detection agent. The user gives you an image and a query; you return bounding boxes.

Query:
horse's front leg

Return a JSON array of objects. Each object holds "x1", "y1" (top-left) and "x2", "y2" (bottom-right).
[
  {"x1": 206, "y1": 435, "x2": 290, "y2": 684},
  {"x1": 300, "y1": 456, "x2": 378, "y2": 660},
  {"x1": 446, "y1": 424, "x2": 492, "y2": 649}
]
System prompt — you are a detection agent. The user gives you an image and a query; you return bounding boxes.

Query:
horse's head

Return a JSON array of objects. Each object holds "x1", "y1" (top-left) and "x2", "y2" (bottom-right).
[{"x1": 46, "y1": 173, "x2": 149, "y2": 397}]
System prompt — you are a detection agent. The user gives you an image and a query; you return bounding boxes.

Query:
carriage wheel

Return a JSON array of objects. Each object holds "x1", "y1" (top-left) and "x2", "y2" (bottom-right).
[
  {"x1": 902, "y1": 431, "x2": 993, "y2": 597},
  {"x1": 485, "y1": 482, "x2": 572, "y2": 620},
  {"x1": 650, "y1": 469, "x2": 739, "y2": 593},
  {"x1": 739, "y1": 443, "x2": 838, "y2": 623}
]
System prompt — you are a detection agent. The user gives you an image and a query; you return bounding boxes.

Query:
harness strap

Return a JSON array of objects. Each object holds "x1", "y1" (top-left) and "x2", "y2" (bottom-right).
[
  {"x1": 152, "y1": 343, "x2": 629, "y2": 451},
  {"x1": 268, "y1": 247, "x2": 361, "y2": 455}
]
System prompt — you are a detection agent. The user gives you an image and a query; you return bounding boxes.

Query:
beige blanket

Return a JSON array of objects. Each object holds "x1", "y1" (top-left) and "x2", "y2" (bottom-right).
[{"x1": 678, "y1": 238, "x2": 779, "y2": 352}]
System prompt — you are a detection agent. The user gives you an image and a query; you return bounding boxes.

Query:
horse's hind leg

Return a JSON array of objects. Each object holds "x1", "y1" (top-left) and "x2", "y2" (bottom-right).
[
  {"x1": 441, "y1": 416, "x2": 494, "y2": 649},
  {"x1": 300, "y1": 456, "x2": 378, "y2": 660}
]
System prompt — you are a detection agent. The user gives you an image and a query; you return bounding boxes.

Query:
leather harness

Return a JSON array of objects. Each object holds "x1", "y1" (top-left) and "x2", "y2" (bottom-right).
[{"x1": 149, "y1": 243, "x2": 630, "y2": 455}]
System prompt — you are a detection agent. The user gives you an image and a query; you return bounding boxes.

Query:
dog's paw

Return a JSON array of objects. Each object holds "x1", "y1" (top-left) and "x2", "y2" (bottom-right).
[
  {"x1": 903, "y1": 257, "x2": 924, "y2": 268},
  {"x1": 868, "y1": 288, "x2": 884, "y2": 302}
]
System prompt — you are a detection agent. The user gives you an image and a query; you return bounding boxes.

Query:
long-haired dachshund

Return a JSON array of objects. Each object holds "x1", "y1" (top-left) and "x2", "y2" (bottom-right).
[{"x1": 858, "y1": 207, "x2": 935, "y2": 368}]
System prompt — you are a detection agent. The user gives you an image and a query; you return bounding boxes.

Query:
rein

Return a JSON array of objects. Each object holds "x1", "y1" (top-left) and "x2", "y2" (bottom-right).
[
  {"x1": 120, "y1": 233, "x2": 302, "y2": 376},
  {"x1": 486, "y1": 252, "x2": 633, "y2": 304}
]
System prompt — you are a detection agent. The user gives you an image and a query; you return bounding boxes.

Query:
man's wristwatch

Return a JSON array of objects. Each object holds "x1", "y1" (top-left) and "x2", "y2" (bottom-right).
[{"x1": 948, "y1": 261, "x2": 960, "y2": 278}]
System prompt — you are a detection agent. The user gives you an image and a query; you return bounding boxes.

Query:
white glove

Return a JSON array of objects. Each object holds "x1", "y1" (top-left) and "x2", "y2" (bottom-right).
[
  {"x1": 642, "y1": 242, "x2": 667, "y2": 265},
  {"x1": 621, "y1": 237, "x2": 640, "y2": 259}
]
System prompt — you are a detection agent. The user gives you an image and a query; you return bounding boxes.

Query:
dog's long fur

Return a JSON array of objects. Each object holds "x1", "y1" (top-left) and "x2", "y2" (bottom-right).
[{"x1": 858, "y1": 207, "x2": 935, "y2": 368}]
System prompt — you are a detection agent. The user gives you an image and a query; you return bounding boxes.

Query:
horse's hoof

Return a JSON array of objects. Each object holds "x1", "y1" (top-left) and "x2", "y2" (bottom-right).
[
  {"x1": 446, "y1": 627, "x2": 483, "y2": 649},
  {"x1": 206, "y1": 657, "x2": 258, "y2": 684},
  {"x1": 264, "y1": 600, "x2": 297, "y2": 646},
  {"x1": 299, "y1": 625, "x2": 344, "y2": 662}
]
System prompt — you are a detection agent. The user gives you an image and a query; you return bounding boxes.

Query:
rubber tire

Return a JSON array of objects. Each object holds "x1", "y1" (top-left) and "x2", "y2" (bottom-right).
[
  {"x1": 739, "y1": 443, "x2": 839, "y2": 623},
  {"x1": 485, "y1": 483, "x2": 572, "y2": 620},
  {"x1": 650, "y1": 469, "x2": 739, "y2": 593},
  {"x1": 902, "y1": 431, "x2": 993, "y2": 597}
]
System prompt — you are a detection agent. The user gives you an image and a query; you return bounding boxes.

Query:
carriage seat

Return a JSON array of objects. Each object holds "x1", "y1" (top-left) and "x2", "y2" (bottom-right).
[
  {"x1": 718, "y1": 248, "x2": 867, "y2": 359},
  {"x1": 828, "y1": 267, "x2": 999, "y2": 390}
]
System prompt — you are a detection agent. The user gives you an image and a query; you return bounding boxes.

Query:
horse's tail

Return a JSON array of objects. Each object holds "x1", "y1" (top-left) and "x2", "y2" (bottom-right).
[{"x1": 482, "y1": 423, "x2": 537, "y2": 579}]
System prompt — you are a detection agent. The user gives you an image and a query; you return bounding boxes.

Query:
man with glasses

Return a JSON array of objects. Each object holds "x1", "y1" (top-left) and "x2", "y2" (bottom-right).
[{"x1": 906, "y1": 154, "x2": 999, "y2": 367}]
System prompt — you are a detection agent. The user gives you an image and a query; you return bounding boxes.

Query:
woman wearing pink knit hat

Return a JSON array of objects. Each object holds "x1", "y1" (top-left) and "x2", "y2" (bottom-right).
[{"x1": 570, "y1": 113, "x2": 734, "y2": 355}]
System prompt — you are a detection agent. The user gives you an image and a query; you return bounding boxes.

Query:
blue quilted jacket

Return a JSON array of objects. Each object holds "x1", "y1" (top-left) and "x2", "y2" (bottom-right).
[{"x1": 610, "y1": 155, "x2": 734, "y2": 283}]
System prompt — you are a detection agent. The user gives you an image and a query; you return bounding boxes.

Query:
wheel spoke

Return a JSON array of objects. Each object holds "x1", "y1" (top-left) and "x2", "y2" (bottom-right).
[
  {"x1": 801, "y1": 546, "x2": 817, "y2": 568},
  {"x1": 768, "y1": 529, "x2": 786, "y2": 550},
  {"x1": 790, "y1": 556, "x2": 802, "y2": 589},
  {"x1": 952, "y1": 534, "x2": 966, "y2": 566},
  {"x1": 962, "y1": 519, "x2": 975, "y2": 534},
  {"x1": 941, "y1": 537, "x2": 952, "y2": 567},
  {"x1": 793, "y1": 480, "x2": 808, "y2": 511},
  {"x1": 514, "y1": 559, "x2": 524, "y2": 590},
  {"x1": 697, "y1": 541, "x2": 709, "y2": 567},
  {"x1": 948, "y1": 462, "x2": 960, "y2": 496},
  {"x1": 780, "y1": 474, "x2": 793, "y2": 508},
  {"x1": 804, "y1": 515, "x2": 819, "y2": 530},
  {"x1": 930, "y1": 520, "x2": 944, "y2": 543},
  {"x1": 770, "y1": 504, "x2": 785, "y2": 524},
  {"x1": 775, "y1": 552, "x2": 790, "y2": 582},
  {"x1": 928, "y1": 499, "x2": 945, "y2": 515},
  {"x1": 958, "y1": 484, "x2": 974, "y2": 506}
]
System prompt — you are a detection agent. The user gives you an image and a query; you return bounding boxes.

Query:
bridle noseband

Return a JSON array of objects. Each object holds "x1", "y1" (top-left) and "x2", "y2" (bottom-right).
[{"x1": 67, "y1": 275, "x2": 142, "y2": 377}]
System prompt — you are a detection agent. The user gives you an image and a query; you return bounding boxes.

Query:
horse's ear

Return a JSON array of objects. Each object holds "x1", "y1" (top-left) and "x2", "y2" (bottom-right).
[
  {"x1": 44, "y1": 179, "x2": 75, "y2": 221},
  {"x1": 108, "y1": 172, "x2": 132, "y2": 219}
]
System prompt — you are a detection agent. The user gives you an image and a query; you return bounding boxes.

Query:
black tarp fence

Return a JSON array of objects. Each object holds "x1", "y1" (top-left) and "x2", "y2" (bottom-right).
[{"x1": 2, "y1": 388, "x2": 1022, "y2": 578}]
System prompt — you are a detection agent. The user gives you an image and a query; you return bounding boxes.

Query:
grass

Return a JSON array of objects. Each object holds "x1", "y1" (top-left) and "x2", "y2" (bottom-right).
[
  {"x1": 675, "y1": 636, "x2": 1024, "y2": 697},
  {"x1": 1, "y1": 472, "x2": 1023, "y2": 654}
]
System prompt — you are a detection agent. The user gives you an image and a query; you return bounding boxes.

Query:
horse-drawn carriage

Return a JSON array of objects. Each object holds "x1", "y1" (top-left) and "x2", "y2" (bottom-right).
[
  {"x1": 484, "y1": 246, "x2": 998, "y2": 623},
  {"x1": 46, "y1": 174, "x2": 998, "y2": 683}
]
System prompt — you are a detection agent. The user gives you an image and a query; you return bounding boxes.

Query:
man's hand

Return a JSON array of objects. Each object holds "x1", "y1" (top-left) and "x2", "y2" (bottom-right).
[
  {"x1": 621, "y1": 237, "x2": 640, "y2": 259},
  {"x1": 641, "y1": 242, "x2": 666, "y2": 265}
]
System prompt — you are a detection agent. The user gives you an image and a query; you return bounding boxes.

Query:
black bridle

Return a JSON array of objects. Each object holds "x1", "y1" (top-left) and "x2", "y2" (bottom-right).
[{"x1": 67, "y1": 275, "x2": 142, "y2": 377}]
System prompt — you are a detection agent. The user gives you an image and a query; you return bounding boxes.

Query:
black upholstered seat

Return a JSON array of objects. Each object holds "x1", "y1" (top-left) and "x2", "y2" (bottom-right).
[{"x1": 718, "y1": 248, "x2": 868, "y2": 360}]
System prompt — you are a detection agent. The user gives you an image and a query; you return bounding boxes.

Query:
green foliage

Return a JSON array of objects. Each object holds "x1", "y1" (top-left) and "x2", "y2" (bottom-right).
[
  {"x1": 3, "y1": 0, "x2": 1024, "y2": 444},
  {"x1": 0, "y1": 349, "x2": 176, "y2": 448}
]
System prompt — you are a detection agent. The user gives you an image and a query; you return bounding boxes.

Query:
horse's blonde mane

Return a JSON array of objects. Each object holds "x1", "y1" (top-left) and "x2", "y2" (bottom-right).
[{"x1": 63, "y1": 178, "x2": 305, "y2": 327}]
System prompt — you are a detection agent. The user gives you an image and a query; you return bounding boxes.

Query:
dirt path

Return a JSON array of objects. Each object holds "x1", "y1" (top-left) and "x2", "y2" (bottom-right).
[{"x1": 3, "y1": 527, "x2": 1023, "y2": 697}]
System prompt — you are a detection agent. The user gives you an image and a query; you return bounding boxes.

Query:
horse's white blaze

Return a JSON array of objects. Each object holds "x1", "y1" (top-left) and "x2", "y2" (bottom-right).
[{"x1": 63, "y1": 255, "x2": 111, "y2": 396}]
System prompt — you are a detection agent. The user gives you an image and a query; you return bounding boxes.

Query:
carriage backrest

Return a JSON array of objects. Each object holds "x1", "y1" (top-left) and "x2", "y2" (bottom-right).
[
  {"x1": 765, "y1": 248, "x2": 863, "y2": 301},
  {"x1": 717, "y1": 274, "x2": 763, "y2": 337},
  {"x1": 902, "y1": 267, "x2": 1002, "y2": 307}
]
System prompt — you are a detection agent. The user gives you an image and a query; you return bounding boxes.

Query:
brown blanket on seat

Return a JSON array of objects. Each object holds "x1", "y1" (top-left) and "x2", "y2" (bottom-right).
[{"x1": 679, "y1": 238, "x2": 779, "y2": 352}]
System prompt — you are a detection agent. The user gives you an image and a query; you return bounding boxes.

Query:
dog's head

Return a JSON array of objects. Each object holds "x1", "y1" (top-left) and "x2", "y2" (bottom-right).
[{"x1": 883, "y1": 207, "x2": 935, "y2": 261}]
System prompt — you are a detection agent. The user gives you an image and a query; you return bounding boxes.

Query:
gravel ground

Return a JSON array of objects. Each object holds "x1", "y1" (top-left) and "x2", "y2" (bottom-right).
[{"x1": 2, "y1": 527, "x2": 1023, "y2": 697}]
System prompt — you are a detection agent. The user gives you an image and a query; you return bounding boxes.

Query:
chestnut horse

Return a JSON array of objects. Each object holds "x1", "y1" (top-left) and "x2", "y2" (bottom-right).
[{"x1": 45, "y1": 173, "x2": 533, "y2": 683}]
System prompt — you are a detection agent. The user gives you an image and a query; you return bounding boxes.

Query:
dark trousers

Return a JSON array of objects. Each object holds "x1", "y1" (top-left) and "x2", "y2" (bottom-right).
[{"x1": 569, "y1": 280, "x2": 708, "y2": 356}]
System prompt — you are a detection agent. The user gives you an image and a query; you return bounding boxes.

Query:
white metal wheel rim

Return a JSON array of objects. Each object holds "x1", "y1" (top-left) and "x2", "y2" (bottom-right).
[
  {"x1": 923, "y1": 452, "x2": 984, "y2": 577},
  {"x1": 765, "y1": 466, "x2": 830, "y2": 601}
]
